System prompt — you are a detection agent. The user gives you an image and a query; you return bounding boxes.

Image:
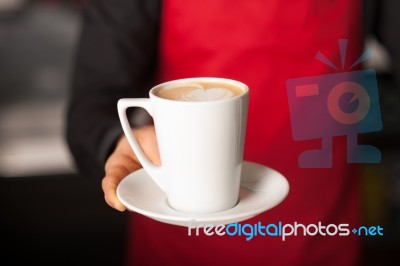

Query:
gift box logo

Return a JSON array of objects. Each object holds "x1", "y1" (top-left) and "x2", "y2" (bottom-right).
[{"x1": 286, "y1": 39, "x2": 382, "y2": 168}]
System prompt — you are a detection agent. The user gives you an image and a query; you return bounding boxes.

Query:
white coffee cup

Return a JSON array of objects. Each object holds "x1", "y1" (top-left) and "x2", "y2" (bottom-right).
[{"x1": 118, "y1": 77, "x2": 249, "y2": 213}]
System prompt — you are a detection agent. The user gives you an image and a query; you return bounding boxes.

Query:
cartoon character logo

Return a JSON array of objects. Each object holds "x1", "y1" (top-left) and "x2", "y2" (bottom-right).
[{"x1": 286, "y1": 39, "x2": 382, "y2": 168}]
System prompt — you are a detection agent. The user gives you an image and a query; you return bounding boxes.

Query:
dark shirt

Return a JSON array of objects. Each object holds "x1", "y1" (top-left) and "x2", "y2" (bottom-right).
[{"x1": 67, "y1": 0, "x2": 161, "y2": 178}]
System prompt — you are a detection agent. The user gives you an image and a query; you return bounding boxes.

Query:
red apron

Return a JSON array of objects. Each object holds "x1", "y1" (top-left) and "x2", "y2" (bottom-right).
[{"x1": 127, "y1": 1, "x2": 362, "y2": 264}]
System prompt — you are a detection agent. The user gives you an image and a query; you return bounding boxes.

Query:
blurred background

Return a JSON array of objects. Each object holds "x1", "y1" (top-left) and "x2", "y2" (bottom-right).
[
  {"x1": 0, "y1": 0, "x2": 399, "y2": 265},
  {"x1": 0, "y1": 1, "x2": 127, "y2": 265}
]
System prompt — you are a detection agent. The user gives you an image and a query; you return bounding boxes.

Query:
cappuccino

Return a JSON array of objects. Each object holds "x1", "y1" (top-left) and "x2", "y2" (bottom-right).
[
  {"x1": 154, "y1": 81, "x2": 244, "y2": 101},
  {"x1": 118, "y1": 77, "x2": 249, "y2": 213}
]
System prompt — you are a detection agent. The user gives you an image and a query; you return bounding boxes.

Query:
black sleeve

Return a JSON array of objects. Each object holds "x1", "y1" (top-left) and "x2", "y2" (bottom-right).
[{"x1": 66, "y1": 0, "x2": 161, "y2": 179}]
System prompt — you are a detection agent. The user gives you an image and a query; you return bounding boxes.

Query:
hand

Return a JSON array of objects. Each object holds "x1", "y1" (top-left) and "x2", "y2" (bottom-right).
[{"x1": 102, "y1": 125, "x2": 160, "y2": 211}]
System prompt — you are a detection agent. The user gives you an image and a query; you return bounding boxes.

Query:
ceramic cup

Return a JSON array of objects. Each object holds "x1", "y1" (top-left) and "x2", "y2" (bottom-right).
[{"x1": 118, "y1": 77, "x2": 249, "y2": 213}]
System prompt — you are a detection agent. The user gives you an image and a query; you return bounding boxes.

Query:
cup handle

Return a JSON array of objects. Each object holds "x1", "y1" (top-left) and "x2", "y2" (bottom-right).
[{"x1": 117, "y1": 98, "x2": 164, "y2": 191}]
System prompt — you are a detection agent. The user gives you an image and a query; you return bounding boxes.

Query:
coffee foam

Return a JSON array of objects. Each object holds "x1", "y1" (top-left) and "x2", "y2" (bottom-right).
[{"x1": 155, "y1": 82, "x2": 241, "y2": 102}]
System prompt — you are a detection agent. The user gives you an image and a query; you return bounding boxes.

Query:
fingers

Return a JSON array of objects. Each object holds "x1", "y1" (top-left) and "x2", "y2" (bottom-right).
[
  {"x1": 103, "y1": 153, "x2": 140, "y2": 212},
  {"x1": 134, "y1": 125, "x2": 161, "y2": 165},
  {"x1": 102, "y1": 174, "x2": 126, "y2": 212},
  {"x1": 102, "y1": 125, "x2": 159, "y2": 211}
]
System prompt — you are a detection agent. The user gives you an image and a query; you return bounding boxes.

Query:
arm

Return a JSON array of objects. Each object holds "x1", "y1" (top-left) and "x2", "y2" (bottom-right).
[{"x1": 67, "y1": 0, "x2": 161, "y2": 179}]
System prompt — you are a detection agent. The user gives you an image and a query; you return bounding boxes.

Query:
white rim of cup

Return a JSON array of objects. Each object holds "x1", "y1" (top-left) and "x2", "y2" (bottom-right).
[{"x1": 150, "y1": 77, "x2": 249, "y2": 104}]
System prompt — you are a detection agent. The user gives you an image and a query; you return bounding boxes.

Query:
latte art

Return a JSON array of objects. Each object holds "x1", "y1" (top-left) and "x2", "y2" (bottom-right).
[
  {"x1": 154, "y1": 82, "x2": 243, "y2": 101},
  {"x1": 183, "y1": 87, "x2": 234, "y2": 101}
]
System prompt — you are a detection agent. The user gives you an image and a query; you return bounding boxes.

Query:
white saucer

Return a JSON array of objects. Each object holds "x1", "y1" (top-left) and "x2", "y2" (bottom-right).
[{"x1": 117, "y1": 161, "x2": 289, "y2": 227}]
